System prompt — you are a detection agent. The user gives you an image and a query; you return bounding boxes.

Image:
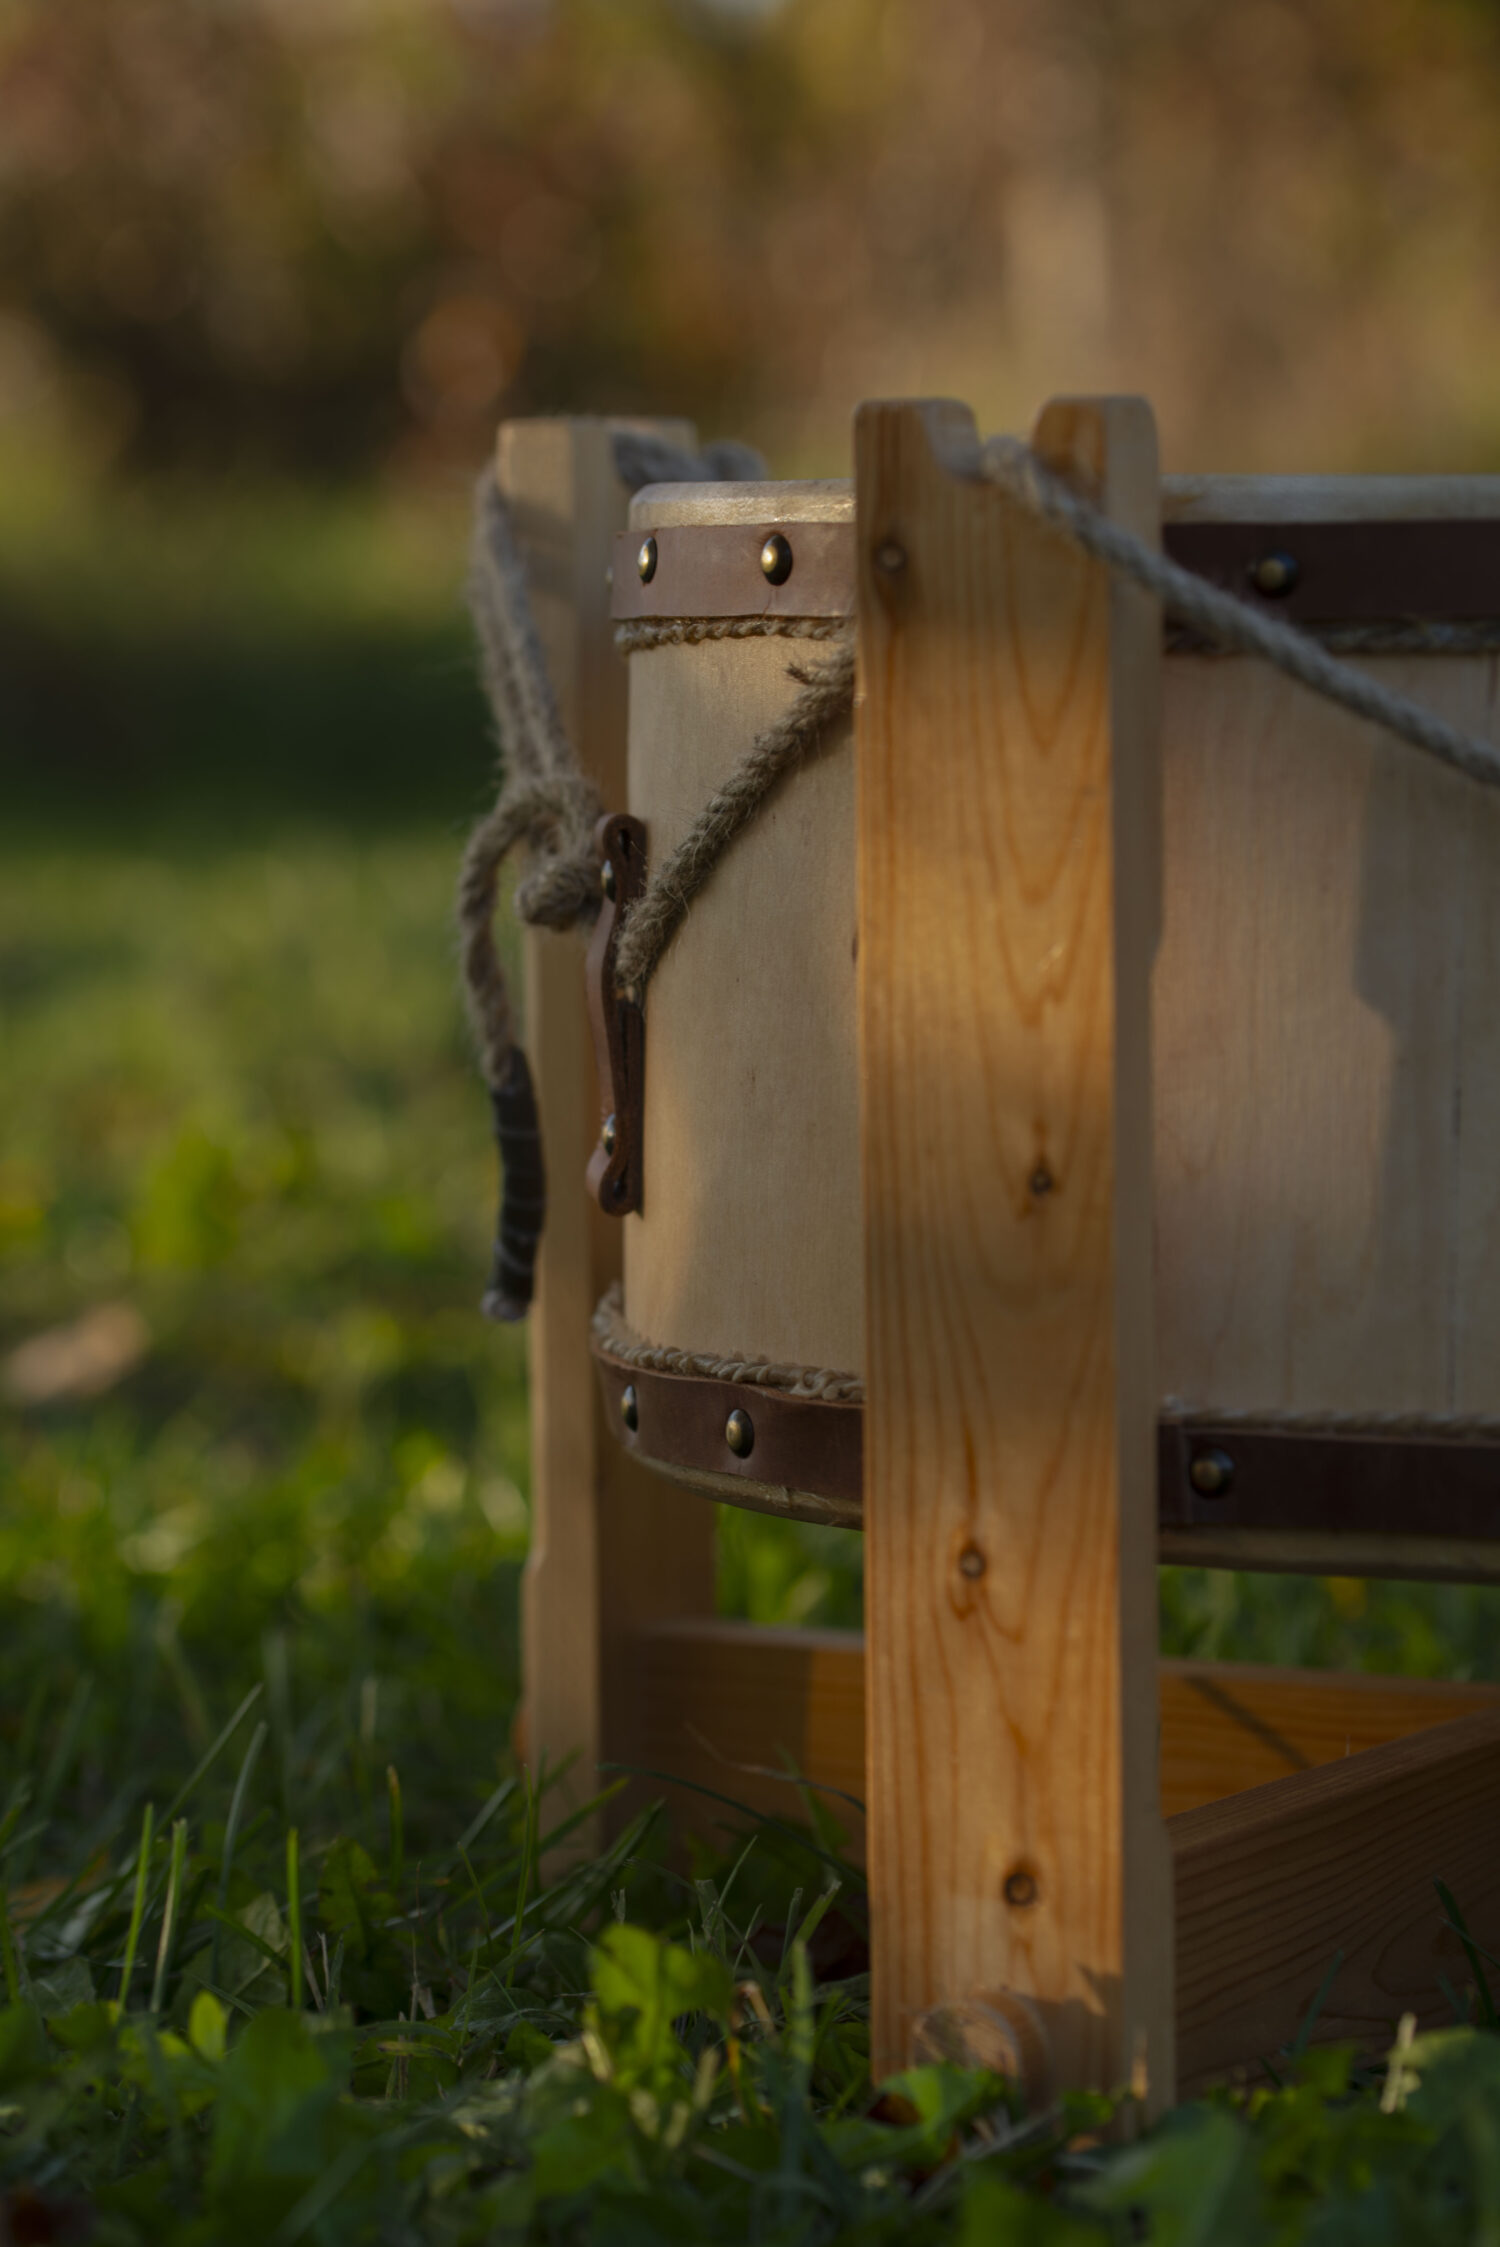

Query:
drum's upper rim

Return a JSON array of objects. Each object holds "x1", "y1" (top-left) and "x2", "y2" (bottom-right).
[
  {"x1": 628, "y1": 479, "x2": 853, "y2": 530},
  {"x1": 628, "y1": 473, "x2": 1500, "y2": 531}
]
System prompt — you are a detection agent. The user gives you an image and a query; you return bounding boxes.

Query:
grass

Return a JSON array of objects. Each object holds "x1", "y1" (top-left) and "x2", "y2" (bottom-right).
[{"x1": 6, "y1": 467, "x2": 1500, "y2": 2236}]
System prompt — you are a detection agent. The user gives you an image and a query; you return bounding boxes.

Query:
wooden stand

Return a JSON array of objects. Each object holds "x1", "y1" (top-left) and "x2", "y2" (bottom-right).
[
  {"x1": 506, "y1": 419, "x2": 716, "y2": 1856},
  {"x1": 508, "y1": 405, "x2": 1500, "y2": 2105}
]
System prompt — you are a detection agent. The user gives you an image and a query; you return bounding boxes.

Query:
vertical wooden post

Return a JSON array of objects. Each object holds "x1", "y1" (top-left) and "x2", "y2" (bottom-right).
[
  {"x1": 505, "y1": 420, "x2": 717, "y2": 1853},
  {"x1": 854, "y1": 397, "x2": 1173, "y2": 2106}
]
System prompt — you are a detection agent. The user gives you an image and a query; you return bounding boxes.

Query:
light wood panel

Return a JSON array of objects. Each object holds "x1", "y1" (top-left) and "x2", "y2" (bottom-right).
[
  {"x1": 854, "y1": 395, "x2": 1173, "y2": 2102},
  {"x1": 624, "y1": 484, "x2": 860, "y2": 1374},
  {"x1": 506, "y1": 419, "x2": 716, "y2": 1858},
  {"x1": 1161, "y1": 474, "x2": 1500, "y2": 522},
  {"x1": 1173, "y1": 1702, "x2": 1500, "y2": 2090},
  {"x1": 1154, "y1": 649, "x2": 1500, "y2": 1418},
  {"x1": 634, "y1": 1619, "x2": 1500, "y2": 1841}
]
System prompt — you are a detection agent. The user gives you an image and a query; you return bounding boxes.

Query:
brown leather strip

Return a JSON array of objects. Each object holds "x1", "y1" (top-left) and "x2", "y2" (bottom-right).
[
  {"x1": 592, "y1": 1329, "x2": 1500, "y2": 1549},
  {"x1": 1162, "y1": 519, "x2": 1500, "y2": 624},
  {"x1": 1158, "y1": 1419, "x2": 1500, "y2": 1542},
  {"x1": 610, "y1": 517, "x2": 1500, "y2": 626},
  {"x1": 592, "y1": 1344, "x2": 863, "y2": 1508},
  {"x1": 612, "y1": 522, "x2": 854, "y2": 621},
  {"x1": 583, "y1": 813, "x2": 647, "y2": 1216}
]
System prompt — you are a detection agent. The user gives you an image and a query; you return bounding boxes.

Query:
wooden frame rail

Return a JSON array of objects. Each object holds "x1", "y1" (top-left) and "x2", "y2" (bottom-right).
[{"x1": 636, "y1": 1616, "x2": 1500, "y2": 2092}]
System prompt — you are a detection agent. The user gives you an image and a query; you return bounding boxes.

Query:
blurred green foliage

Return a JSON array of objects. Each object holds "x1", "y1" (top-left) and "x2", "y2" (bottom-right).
[{"x1": 0, "y1": 828, "x2": 531, "y2": 1855}]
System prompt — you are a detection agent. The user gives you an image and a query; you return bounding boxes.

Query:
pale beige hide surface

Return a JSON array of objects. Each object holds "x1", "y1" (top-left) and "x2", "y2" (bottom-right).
[{"x1": 623, "y1": 473, "x2": 1500, "y2": 1420}]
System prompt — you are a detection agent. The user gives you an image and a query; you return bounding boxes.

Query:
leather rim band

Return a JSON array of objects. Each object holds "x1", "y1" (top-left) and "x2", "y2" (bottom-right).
[
  {"x1": 592, "y1": 1332, "x2": 1500, "y2": 1553},
  {"x1": 612, "y1": 518, "x2": 1500, "y2": 626}
]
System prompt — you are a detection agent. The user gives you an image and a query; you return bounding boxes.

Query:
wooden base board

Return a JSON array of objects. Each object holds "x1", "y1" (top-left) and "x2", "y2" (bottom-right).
[
  {"x1": 1174, "y1": 1703, "x2": 1500, "y2": 2088},
  {"x1": 633, "y1": 1619, "x2": 1500, "y2": 2088},
  {"x1": 636, "y1": 1618, "x2": 1500, "y2": 1834}
]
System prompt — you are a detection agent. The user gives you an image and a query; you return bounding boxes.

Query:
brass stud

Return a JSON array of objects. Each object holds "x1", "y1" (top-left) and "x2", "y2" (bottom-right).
[
  {"x1": 601, "y1": 859, "x2": 616, "y2": 902},
  {"x1": 1003, "y1": 1867, "x2": 1039, "y2": 1909},
  {"x1": 637, "y1": 535, "x2": 658, "y2": 584},
  {"x1": 725, "y1": 1406, "x2": 755, "y2": 1458},
  {"x1": 621, "y1": 1384, "x2": 639, "y2": 1432},
  {"x1": 958, "y1": 1544, "x2": 986, "y2": 1580},
  {"x1": 760, "y1": 532, "x2": 794, "y2": 586},
  {"x1": 1248, "y1": 550, "x2": 1299, "y2": 598},
  {"x1": 875, "y1": 537, "x2": 907, "y2": 574},
  {"x1": 1189, "y1": 1447, "x2": 1234, "y2": 1499},
  {"x1": 602, "y1": 1113, "x2": 618, "y2": 1158}
]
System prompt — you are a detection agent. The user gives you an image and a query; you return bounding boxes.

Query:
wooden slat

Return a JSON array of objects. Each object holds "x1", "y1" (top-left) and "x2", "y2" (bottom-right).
[
  {"x1": 1157, "y1": 1659, "x2": 1499, "y2": 1818},
  {"x1": 634, "y1": 1619, "x2": 1500, "y2": 1836},
  {"x1": 854, "y1": 394, "x2": 1173, "y2": 2101},
  {"x1": 636, "y1": 1619, "x2": 868, "y2": 1843},
  {"x1": 507, "y1": 419, "x2": 716, "y2": 1856},
  {"x1": 1173, "y1": 1703, "x2": 1500, "y2": 2090}
]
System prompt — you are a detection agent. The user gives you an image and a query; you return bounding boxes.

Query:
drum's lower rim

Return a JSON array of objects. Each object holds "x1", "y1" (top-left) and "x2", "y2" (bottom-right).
[
  {"x1": 592, "y1": 1325, "x2": 1500, "y2": 1573},
  {"x1": 591, "y1": 1339, "x2": 862, "y2": 1527}
]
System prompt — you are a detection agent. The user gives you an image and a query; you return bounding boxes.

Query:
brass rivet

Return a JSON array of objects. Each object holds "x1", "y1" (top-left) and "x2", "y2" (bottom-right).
[
  {"x1": 602, "y1": 1113, "x2": 618, "y2": 1158},
  {"x1": 958, "y1": 1544, "x2": 986, "y2": 1580},
  {"x1": 601, "y1": 859, "x2": 616, "y2": 903},
  {"x1": 1189, "y1": 1448, "x2": 1235, "y2": 1499},
  {"x1": 725, "y1": 1406, "x2": 755, "y2": 1458},
  {"x1": 637, "y1": 535, "x2": 658, "y2": 583},
  {"x1": 1003, "y1": 1867, "x2": 1039, "y2": 1909},
  {"x1": 621, "y1": 1384, "x2": 639, "y2": 1432},
  {"x1": 760, "y1": 532, "x2": 793, "y2": 586},
  {"x1": 1029, "y1": 1163, "x2": 1055, "y2": 1199},
  {"x1": 1249, "y1": 550, "x2": 1298, "y2": 598},
  {"x1": 875, "y1": 537, "x2": 906, "y2": 574}
]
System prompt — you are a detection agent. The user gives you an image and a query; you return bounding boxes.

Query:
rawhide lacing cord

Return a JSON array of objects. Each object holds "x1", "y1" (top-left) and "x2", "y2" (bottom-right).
[
  {"x1": 610, "y1": 633, "x2": 855, "y2": 1003},
  {"x1": 458, "y1": 430, "x2": 765, "y2": 1321},
  {"x1": 1160, "y1": 1399, "x2": 1500, "y2": 1441},
  {"x1": 981, "y1": 436, "x2": 1500, "y2": 792},
  {"x1": 591, "y1": 1283, "x2": 864, "y2": 1403}
]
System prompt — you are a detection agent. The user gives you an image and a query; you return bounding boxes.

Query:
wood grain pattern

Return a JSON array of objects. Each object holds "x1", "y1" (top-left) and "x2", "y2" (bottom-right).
[
  {"x1": 506, "y1": 420, "x2": 716, "y2": 1857},
  {"x1": 854, "y1": 395, "x2": 1173, "y2": 2100},
  {"x1": 634, "y1": 1618, "x2": 1500, "y2": 1841},
  {"x1": 1173, "y1": 1703, "x2": 1500, "y2": 2089}
]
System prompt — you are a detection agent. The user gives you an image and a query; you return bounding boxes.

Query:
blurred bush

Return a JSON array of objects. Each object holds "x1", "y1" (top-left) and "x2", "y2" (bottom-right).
[{"x1": 4, "y1": 0, "x2": 1500, "y2": 486}]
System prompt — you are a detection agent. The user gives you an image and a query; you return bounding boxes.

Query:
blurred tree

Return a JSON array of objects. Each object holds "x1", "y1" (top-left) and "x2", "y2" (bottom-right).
[{"x1": 2, "y1": 0, "x2": 1500, "y2": 480}]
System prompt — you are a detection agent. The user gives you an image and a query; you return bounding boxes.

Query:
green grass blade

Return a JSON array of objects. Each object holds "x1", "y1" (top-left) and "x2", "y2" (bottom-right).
[
  {"x1": 387, "y1": 1764, "x2": 404, "y2": 1892},
  {"x1": 210, "y1": 1720, "x2": 267, "y2": 1992},
  {"x1": 150, "y1": 1818, "x2": 189, "y2": 2014},
  {"x1": 1436, "y1": 1878, "x2": 1496, "y2": 2027},
  {"x1": 117, "y1": 1802, "x2": 156, "y2": 2011},
  {"x1": 0, "y1": 1880, "x2": 22, "y2": 2007},
  {"x1": 287, "y1": 1827, "x2": 302, "y2": 2010},
  {"x1": 161, "y1": 1684, "x2": 264, "y2": 1830}
]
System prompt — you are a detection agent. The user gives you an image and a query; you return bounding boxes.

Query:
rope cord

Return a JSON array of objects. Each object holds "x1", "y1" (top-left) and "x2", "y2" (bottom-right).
[
  {"x1": 592, "y1": 1283, "x2": 865, "y2": 1403},
  {"x1": 457, "y1": 430, "x2": 767, "y2": 1319},
  {"x1": 615, "y1": 614, "x2": 848, "y2": 654},
  {"x1": 611, "y1": 635, "x2": 855, "y2": 1001},
  {"x1": 589, "y1": 1310, "x2": 1500, "y2": 1439},
  {"x1": 980, "y1": 436, "x2": 1500, "y2": 792},
  {"x1": 1160, "y1": 1399, "x2": 1500, "y2": 1441}
]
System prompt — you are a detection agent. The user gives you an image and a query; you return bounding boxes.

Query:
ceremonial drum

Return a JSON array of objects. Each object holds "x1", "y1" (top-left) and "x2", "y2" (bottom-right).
[{"x1": 595, "y1": 468, "x2": 1500, "y2": 1578}]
